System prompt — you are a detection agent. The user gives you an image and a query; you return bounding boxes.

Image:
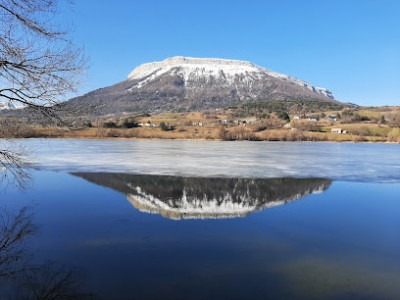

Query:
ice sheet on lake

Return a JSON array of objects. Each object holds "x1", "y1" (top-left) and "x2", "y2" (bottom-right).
[{"x1": 17, "y1": 139, "x2": 400, "y2": 183}]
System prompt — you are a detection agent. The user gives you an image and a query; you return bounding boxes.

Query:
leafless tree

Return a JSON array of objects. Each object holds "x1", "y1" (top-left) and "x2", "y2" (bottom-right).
[
  {"x1": 0, "y1": 0, "x2": 86, "y2": 186},
  {"x1": 0, "y1": 0, "x2": 86, "y2": 111}
]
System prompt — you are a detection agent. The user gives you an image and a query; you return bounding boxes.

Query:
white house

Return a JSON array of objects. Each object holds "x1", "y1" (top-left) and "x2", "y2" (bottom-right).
[
  {"x1": 327, "y1": 115, "x2": 338, "y2": 121},
  {"x1": 331, "y1": 128, "x2": 347, "y2": 134}
]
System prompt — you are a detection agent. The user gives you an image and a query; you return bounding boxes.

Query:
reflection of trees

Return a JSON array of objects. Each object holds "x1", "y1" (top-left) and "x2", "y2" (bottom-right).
[
  {"x1": 0, "y1": 207, "x2": 95, "y2": 299},
  {"x1": 0, "y1": 206, "x2": 37, "y2": 278},
  {"x1": 16, "y1": 261, "x2": 95, "y2": 300},
  {"x1": 73, "y1": 173, "x2": 332, "y2": 220},
  {"x1": 0, "y1": 141, "x2": 31, "y2": 191}
]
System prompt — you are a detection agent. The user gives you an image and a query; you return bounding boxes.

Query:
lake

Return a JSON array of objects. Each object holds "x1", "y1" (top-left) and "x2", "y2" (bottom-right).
[{"x1": 1, "y1": 139, "x2": 399, "y2": 299}]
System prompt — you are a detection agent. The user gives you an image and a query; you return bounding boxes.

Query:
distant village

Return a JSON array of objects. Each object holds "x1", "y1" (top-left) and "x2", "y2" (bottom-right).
[
  {"x1": 0, "y1": 106, "x2": 398, "y2": 143},
  {"x1": 133, "y1": 111, "x2": 349, "y2": 135}
]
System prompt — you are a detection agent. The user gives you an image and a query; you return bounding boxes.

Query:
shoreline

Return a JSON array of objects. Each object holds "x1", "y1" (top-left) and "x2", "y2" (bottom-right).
[
  {"x1": 2, "y1": 120, "x2": 399, "y2": 144},
  {"x1": 7, "y1": 135, "x2": 398, "y2": 144},
  {"x1": 2, "y1": 107, "x2": 399, "y2": 144}
]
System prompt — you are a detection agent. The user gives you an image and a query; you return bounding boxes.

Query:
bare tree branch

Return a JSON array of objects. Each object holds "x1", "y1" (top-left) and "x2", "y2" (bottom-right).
[{"x1": 0, "y1": 0, "x2": 87, "y2": 183}]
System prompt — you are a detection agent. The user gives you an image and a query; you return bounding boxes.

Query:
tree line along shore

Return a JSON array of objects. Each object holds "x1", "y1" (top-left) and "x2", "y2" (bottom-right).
[{"x1": 1, "y1": 104, "x2": 399, "y2": 143}]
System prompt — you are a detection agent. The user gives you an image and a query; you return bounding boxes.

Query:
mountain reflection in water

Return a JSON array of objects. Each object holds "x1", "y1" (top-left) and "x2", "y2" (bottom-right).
[{"x1": 72, "y1": 173, "x2": 332, "y2": 220}]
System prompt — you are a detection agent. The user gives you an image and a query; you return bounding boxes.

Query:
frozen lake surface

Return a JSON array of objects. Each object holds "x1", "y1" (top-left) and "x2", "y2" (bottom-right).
[{"x1": 17, "y1": 139, "x2": 400, "y2": 182}]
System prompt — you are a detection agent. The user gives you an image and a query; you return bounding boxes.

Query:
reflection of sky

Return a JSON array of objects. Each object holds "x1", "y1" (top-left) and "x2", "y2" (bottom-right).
[{"x1": 18, "y1": 139, "x2": 400, "y2": 183}]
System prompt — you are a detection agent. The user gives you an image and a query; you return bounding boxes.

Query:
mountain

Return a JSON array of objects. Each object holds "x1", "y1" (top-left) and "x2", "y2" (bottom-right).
[
  {"x1": 72, "y1": 173, "x2": 332, "y2": 220},
  {"x1": 64, "y1": 56, "x2": 338, "y2": 116},
  {"x1": 0, "y1": 101, "x2": 24, "y2": 111}
]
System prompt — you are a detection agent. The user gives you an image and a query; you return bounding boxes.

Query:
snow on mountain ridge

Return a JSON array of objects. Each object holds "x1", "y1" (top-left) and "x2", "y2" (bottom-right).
[
  {"x1": 128, "y1": 56, "x2": 334, "y2": 99},
  {"x1": 128, "y1": 56, "x2": 262, "y2": 79},
  {"x1": 0, "y1": 101, "x2": 24, "y2": 110}
]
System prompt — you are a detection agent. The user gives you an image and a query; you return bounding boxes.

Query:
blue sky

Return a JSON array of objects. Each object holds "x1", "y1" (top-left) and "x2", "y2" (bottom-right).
[{"x1": 66, "y1": 0, "x2": 400, "y2": 106}]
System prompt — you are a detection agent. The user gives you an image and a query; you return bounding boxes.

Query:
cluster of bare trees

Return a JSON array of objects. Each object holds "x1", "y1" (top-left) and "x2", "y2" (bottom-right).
[
  {"x1": 0, "y1": 0, "x2": 86, "y2": 183},
  {"x1": 0, "y1": 0, "x2": 86, "y2": 111}
]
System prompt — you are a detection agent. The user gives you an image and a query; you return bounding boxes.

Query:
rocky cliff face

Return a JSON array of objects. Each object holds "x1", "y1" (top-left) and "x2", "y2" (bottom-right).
[
  {"x1": 64, "y1": 57, "x2": 338, "y2": 116},
  {"x1": 72, "y1": 173, "x2": 332, "y2": 220}
]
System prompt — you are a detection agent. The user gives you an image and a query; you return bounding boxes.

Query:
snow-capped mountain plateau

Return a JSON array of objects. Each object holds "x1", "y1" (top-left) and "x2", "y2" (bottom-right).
[
  {"x1": 65, "y1": 56, "x2": 339, "y2": 116},
  {"x1": 128, "y1": 56, "x2": 334, "y2": 98}
]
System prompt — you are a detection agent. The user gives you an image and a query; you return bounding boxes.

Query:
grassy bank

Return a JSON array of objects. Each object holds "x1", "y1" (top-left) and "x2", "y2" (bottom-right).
[
  {"x1": 1, "y1": 124, "x2": 398, "y2": 143},
  {"x1": 1, "y1": 106, "x2": 399, "y2": 143}
]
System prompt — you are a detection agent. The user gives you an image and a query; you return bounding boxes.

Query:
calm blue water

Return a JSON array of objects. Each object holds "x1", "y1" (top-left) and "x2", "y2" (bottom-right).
[{"x1": 0, "y1": 140, "x2": 399, "y2": 299}]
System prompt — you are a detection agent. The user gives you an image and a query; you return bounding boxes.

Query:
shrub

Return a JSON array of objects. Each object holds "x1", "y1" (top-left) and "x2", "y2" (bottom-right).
[
  {"x1": 160, "y1": 122, "x2": 174, "y2": 131},
  {"x1": 106, "y1": 129, "x2": 120, "y2": 137},
  {"x1": 103, "y1": 121, "x2": 118, "y2": 128},
  {"x1": 346, "y1": 126, "x2": 371, "y2": 136},
  {"x1": 341, "y1": 112, "x2": 370, "y2": 124},
  {"x1": 218, "y1": 127, "x2": 232, "y2": 140},
  {"x1": 388, "y1": 128, "x2": 400, "y2": 142},
  {"x1": 284, "y1": 129, "x2": 305, "y2": 141},
  {"x1": 247, "y1": 122, "x2": 268, "y2": 132},
  {"x1": 253, "y1": 119, "x2": 285, "y2": 130},
  {"x1": 388, "y1": 112, "x2": 400, "y2": 127},
  {"x1": 292, "y1": 120, "x2": 321, "y2": 132},
  {"x1": 278, "y1": 112, "x2": 290, "y2": 121},
  {"x1": 135, "y1": 113, "x2": 151, "y2": 118},
  {"x1": 121, "y1": 119, "x2": 138, "y2": 128}
]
